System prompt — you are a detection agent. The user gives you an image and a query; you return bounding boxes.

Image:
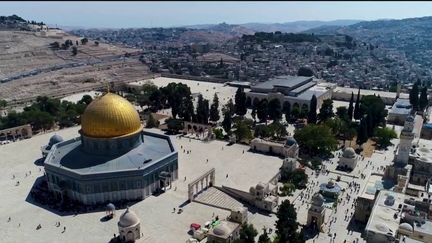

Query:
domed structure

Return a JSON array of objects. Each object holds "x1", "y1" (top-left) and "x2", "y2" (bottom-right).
[
  {"x1": 49, "y1": 134, "x2": 63, "y2": 146},
  {"x1": 399, "y1": 223, "x2": 413, "y2": 232},
  {"x1": 118, "y1": 207, "x2": 141, "y2": 242},
  {"x1": 118, "y1": 207, "x2": 140, "y2": 228},
  {"x1": 342, "y1": 147, "x2": 356, "y2": 158},
  {"x1": 285, "y1": 136, "x2": 297, "y2": 146},
  {"x1": 212, "y1": 222, "x2": 231, "y2": 236},
  {"x1": 81, "y1": 93, "x2": 142, "y2": 138},
  {"x1": 312, "y1": 192, "x2": 325, "y2": 206}
]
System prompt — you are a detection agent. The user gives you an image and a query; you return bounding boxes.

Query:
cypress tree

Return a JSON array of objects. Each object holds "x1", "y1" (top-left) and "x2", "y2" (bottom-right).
[
  {"x1": 308, "y1": 95, "x2": 317, "y2": 124},
  {"x1": 354, "y1": 89, "x2": 361, "y2": 120},
  {"x1": 348, "y1": 92, "x2": 354, "y2": 120},
  {"x1": 409, "y1": 82, "x2": 419, "y2": 111},
  {"x1": 357, "y1": 117, "x2": 368, "y2": 145},
  {"x1": 419, "y1": 86, "x2": 428, "y2": 111},
  {"x1": 209, "y1": 94, "x2": 220, "y2": 122}
]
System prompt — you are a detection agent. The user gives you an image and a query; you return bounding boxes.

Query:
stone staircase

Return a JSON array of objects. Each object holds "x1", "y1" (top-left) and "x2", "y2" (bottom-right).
[{"x1": 194, "y1": 187, "x2": 244, "y2": 211}]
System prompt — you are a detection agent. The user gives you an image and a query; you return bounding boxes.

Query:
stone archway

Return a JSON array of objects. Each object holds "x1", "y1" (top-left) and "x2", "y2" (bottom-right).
[{"x1": 188, "y1": 168, "x2": 215, "y2": 202}]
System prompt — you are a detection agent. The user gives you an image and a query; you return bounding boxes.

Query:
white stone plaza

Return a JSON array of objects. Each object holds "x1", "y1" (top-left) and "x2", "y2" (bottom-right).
[{"x1": 0, "y1": 125, "x2": 282, "y2": 243}]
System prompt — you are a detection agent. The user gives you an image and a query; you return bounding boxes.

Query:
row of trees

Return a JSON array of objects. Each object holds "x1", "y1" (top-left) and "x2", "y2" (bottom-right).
[
  {"x1": 0, "y1": 95, "x2": 92, "y2": 132},
  {"x1": 409, "y1": 81, "x2": 429, "y2": 111},
  {"x1": 233, "y1": 199, "x2": 304, "y2": 243}
]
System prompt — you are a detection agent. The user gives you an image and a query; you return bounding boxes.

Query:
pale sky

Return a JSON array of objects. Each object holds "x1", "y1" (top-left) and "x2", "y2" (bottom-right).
[{"x1": 1, "y1": 1, "x2": 432, "y2": 28}]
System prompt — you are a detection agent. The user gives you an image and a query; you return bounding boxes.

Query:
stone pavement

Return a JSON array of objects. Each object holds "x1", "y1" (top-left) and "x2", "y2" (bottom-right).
[
  {"x1": 194, "y1": 187, "x2": 244, "y2": 211},
  {"x1": 0, "y1": 126, "x2": 282, "y2": 243}
]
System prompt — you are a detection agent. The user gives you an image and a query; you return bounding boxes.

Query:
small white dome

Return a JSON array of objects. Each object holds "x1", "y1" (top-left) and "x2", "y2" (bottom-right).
[
  {"x1": 399, "y1": 223, "x2": 413, "y2": 232},
  {"x1": 312, "y1": 193, "x2": 324, "y2": 206},
  {"x1": 118, "y1": 207, "x2": 140, "y2": 228},
  {"x1": 213, "y1": 222, "x2": 230, "y2": 236},
  {"x1": 342, "y1": 147, "x2": 356, "y2": 158},
  {"x1": 256, "y1": 182, "x2": 266, "y2": 190}
]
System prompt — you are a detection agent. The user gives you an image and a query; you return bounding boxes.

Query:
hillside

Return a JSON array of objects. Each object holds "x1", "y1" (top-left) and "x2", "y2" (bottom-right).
[
  {"x1": 304, "y1": 16, "x2": 432, "y2": 67},
  {"x1": 0, "y1": 15, "x2": 150, "y2": 104}
]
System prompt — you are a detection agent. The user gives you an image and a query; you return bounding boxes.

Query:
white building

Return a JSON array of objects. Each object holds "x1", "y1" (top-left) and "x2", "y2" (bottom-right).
[{"x1": 338, "y1": 147, "x2": 358, "y2": 171}]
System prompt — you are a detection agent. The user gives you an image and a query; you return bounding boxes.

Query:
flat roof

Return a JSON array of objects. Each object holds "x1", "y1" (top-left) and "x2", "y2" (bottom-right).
[
  {"x1": 389, "y1": 98, "x2": 412, "y2": 115},
  {"x1": 411, "y1": 139, "x2": 432, "y2": 164},
  {"x1": 334, "y1": 87, "x2": 409, "y2": 99},
  {"x1": 252, "y1": 75, "x2": 312, "y2": 90},
  {"x1": 358, "y1": 174, "x2": 394, "y2": 201},
  {"x1": 45, "y1": 132, "x2": 175, "y2": 176},
  {"x1": 366, "y1": 190, "x2": 408, "y2": 237}
]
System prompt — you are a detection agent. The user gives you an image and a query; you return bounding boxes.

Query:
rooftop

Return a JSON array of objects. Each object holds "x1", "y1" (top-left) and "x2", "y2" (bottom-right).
[
  {"x1": 251, "y1": 75, "x2": 312, "y2": 91},
  {"x1": 389, "y1": 98, "x2": 412, "y2": 116},
  {"x1": 411, "y1": 139, "x2": 432, "y2": 164},
  {"x1": 45, "y1": 131, "x2": 175, "y2": 177},
  {"x1": 365, "y1": 190, "x2": 408, "y2": 238},
  {"x1": 359, "y1": 174, "x2": 394, "y2": 201}
]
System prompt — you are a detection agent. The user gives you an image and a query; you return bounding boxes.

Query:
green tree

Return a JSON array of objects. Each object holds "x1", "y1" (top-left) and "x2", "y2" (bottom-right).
[
  {"x1": 196, "y1": 94, "x2": 210, "y2": 124},
  {"x1": 336, "y1": 106, "x2": 349, "y2": 121},
  {"x1": 360, "y1": 95, "x2": 387, "y2": 130},
  {"x1": 307, "y1": 95, "x2": 317, "y2": 124},
  {"x1": 354, "y1": 89, "x2": 362, "y2": 120},
  {"x1": 146, "y1": 114, "x2": 159, "y2": 128},
  {"x1": 223, "y1": 98, "x2": 236, "y2": 117},
  {"x1": 258, "y1": 229, "x2": 271, "y2": 243},
  {"x1": 257, "y1": 99, "x2": 268, "y2": 123},
  {"x1": 409, "y1": 82, "x2": 419, "y2": 111},
  {"x1": 374, "y1": 127, "x2": 397, "y2": 149},
  {"x1": 366, "y1": 114, "x2": 374, "y2": 137},
  {"x1": 297, "y1": 66, "x2": 314, "y2": 77},
  {"x1": 222, "y1": 111, "x2": 232, "y2": 134},
  {"x1": 209, "y1": 93, "x2": 220, "y2": 122},
  {"x1": 294, "y1": 124, "x2": 337, "y2": 156},
  {"x1": 283, "y1": 101, "x2": 291, "y2": 122},
  {"x1": 268, "y1": 98, "x2": 282, "y2": 121},
  {"x1": 0, "y1": 99, "x2": 7, "y2": 108},
  {"x1": 235, "y1": 87, "x2": 247, "y2": 116},
  {"x1": 72, "y1": 46, "x2": 78, "y2": 56},
  {"x1": 254, "y1": 124, "x2": 271, "y2": 138},
  {"x1": 275, "y1": 200, "x2": 299, "y2": 243},
  {"x1": 347, "y1": 92, "x2": 354, "y2": 120},
  {"x1": 318, "y1": 99, "x2": 334, "y2": 122},
  {"x1": 419, "y1": 86, "x2": 428, "y2": 111},
  {"x1": 81, "y1": 38, "x2": 88, "y2": 45},
  {"x1": 212, "y1": 128, "x2": 224, "y2": 140},
  {"x1": 166, "y1": 118, "x2": 183, "y2": 133},
  {"x1": 357, "y1": 117, "x2": 368, "y2": 145},
  {"x1": 281, "y1": 168, "x2": 308, "y2": 189},
  {"x1": 78, "y1": 95, "x2": 93, "y2": 105},
  {"x1": 234, "y1": 119, "x2": 253, "y2": 143},
  {"x1": 239, "y1": 223, "x2": 258, "y2": 243},
  {"x1": 269, "y1": 121, "x2": 287, "y2": 139}
]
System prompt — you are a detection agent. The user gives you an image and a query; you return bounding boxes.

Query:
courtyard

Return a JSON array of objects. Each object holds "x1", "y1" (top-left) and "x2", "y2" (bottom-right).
[{"x1": 0, "y1": 126, "x2": 282, "y2": 243}]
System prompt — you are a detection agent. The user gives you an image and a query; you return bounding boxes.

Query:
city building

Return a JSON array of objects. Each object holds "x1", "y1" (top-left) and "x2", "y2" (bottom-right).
[
  {"x1": 118, "y1": 207, "x2": 141, "y2": 242},
  {"x1": 207, "y1": 207, "x2": 248, "y2": 243},
  {"x1": 365, "y1": 190, "x2": 432, "y2": 243},
  {"x1": 387, "y1": 98, "x2": 413, "y2": 125},
  {"x1": 250, "y1": 136, "x2": 299, "y2": 158},
  {"x1": 319, "y1": 179, "x2": 341, "y2": 199},
  {"x1": 246, "y1": 75, "x2": 334, "y2": 112},
  {"x1": 307, "y1": 192, "x2": 326, "y2": 232},
  {"x1": 43, "y1": 92, "x2": 178, "y2": 205},
  {"x1": 337, "y1": 147, "x2": 358, "y2": 171},
  {"x1": 41, "y1": 134, "x2": 64, "y2": 157}
]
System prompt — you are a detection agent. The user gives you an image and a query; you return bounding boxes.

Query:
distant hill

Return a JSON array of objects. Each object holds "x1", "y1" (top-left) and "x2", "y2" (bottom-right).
[
  {"x1": 303, "y1": 16, "x2": 432, "y2": 66},
  {"x1": 240, "y1": 19, "x2": 362, "y2": 33},
  {"x1": 184, "y1": 20, "x2": 362, "y2": 33}
]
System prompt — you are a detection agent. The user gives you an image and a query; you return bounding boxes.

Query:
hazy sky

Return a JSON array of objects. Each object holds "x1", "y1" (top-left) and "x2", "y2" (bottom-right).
[{"x1": 1, "y1": 1, "x2": 432, "y2": 28}]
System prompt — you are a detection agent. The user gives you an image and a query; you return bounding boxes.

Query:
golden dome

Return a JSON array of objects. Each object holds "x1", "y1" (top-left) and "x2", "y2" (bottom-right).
[{"x1": 80, "y1": 93, "x2": 142, "y2": 138}]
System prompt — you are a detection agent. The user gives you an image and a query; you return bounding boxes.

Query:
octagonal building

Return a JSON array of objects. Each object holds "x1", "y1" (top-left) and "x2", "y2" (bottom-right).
[{"x1": 44, "y1": 92, "x2": 178, "y2": 205}]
